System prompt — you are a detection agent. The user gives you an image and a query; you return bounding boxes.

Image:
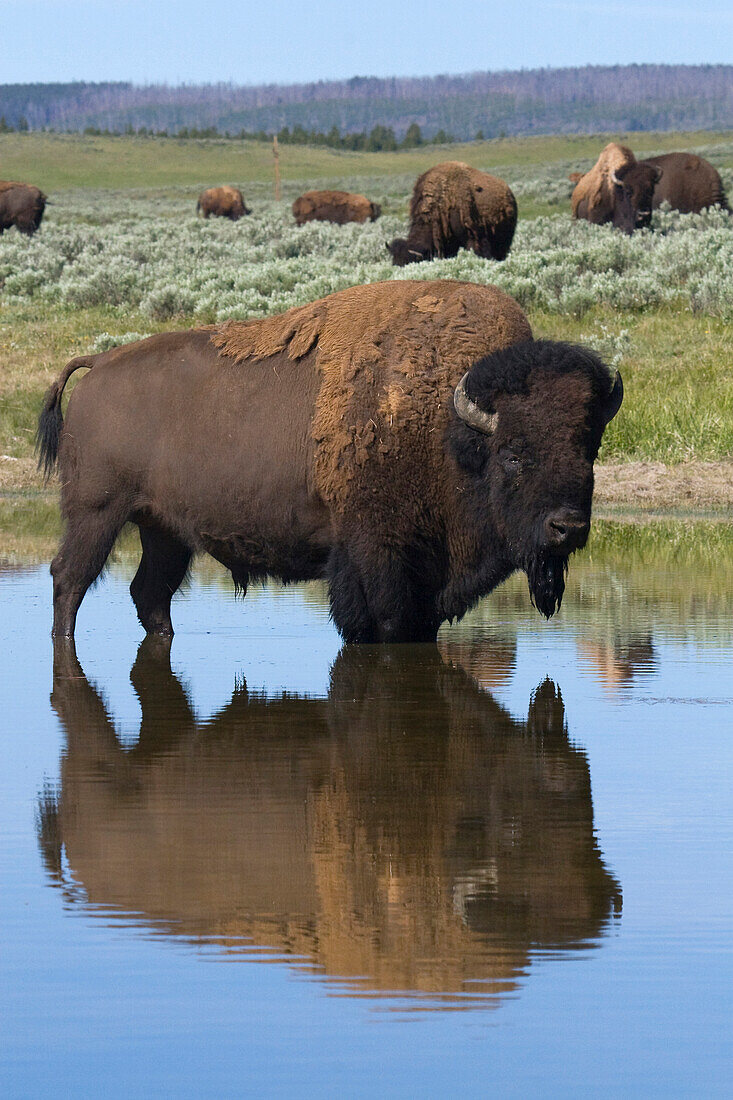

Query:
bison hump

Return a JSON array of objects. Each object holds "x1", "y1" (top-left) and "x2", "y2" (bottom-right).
[{"x1": 211, "y1": 280, "x2": 531, "y2": 510}]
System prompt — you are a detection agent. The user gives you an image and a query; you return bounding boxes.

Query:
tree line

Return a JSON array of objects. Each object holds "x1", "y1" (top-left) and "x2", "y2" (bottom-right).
[{"x1": 1, "y1": 65, "x2": 732, "y2": 140}]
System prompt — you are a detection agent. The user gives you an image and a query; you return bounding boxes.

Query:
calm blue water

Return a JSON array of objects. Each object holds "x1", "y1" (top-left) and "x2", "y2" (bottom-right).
[{"x1": 1, "y1": 555, "x2": 732, "y2": 1098}]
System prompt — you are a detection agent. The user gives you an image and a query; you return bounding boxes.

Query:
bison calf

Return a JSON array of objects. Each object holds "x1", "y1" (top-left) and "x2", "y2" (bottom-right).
[{"x1": 38, "y1": 280, "x2": 622, "y2": 643}]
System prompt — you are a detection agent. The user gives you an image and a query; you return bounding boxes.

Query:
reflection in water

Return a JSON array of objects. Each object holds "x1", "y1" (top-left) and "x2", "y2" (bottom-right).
[
  {"x1": 40, "y1": 639, "x2": 621, "y2": 1008},
  {"x1": 577, "y1": 633, "x2": 657, "y2": 694}
]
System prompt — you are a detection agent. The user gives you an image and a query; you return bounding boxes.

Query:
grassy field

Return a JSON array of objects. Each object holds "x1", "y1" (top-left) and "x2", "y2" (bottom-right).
[
  {"x1": 2, "y1": 129, "x2": 732, "y2": 191},
  {"x1": 1, "y1": 130, "x2": 732, "y2": 541}
]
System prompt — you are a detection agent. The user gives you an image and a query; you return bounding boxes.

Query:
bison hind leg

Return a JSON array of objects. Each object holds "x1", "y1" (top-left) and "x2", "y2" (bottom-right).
[
  {"x1": 51, "y1": 501, "x2": 129, "y2": 637},
  {"x1": 130, "y1": 526, "x2": 192, "y2": 637}
]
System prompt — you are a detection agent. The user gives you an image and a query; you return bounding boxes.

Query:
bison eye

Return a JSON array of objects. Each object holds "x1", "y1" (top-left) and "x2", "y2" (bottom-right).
[{"x1": 499, "y1": 446, "x2": 522, "y2": 475}]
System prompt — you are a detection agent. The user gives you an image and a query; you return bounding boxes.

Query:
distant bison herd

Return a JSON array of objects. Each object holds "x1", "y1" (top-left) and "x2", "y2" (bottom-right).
[
  {"x1": 0, "y1": 137, "x2": 727, "y2": 639},
  {"x1": 4, "y1": 141, "x2": 728, "y2": 249}
]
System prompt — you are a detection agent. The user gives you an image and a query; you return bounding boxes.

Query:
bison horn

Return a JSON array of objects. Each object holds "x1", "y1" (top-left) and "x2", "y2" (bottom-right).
[
  {"x1": 603, "y1": 370, "x2": 624, "y2": 425},
  {"x1": 610, "y1": 171, "x2": 623, "y2": 186},
  {"x1": 453, "y1": 372, "x2": 498, "y2": 435}
]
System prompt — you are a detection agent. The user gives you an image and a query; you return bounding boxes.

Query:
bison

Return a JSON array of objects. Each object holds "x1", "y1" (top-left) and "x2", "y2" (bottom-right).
[
  {"x1": 38, "y1": 279, "x2": 622, "y2": 643},
  {"x1": 640, "y1": 152, "x2": 729, "y2": 214},
  {"x1": 571, "y1": 143, "x2": 661, "y2": 233},
  {"x1": 387, "y1": 161, "x2": 517, "y2": 265},
  {"x1": 196, "y1": 185, "x2": 250, "y2": 220},
  {"x1": 292, "y1": 189, "x2": 381, "y2": 226},
  {"x1": 40, "y1": 639, "x2": 621, "y2": 1001},
  {"x1": 0, "y1": 180, "x2": 46, "y2": 235}
]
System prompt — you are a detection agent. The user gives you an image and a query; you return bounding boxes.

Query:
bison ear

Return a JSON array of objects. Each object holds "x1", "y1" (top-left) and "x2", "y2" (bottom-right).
[{"x1": 602, "y1": 371, "x2": 624, "y2": 425}]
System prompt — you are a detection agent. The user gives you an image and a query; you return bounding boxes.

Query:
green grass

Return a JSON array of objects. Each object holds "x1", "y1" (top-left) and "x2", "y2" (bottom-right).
[
  {"x1": 532, "y1": 309, "x2": 733, "y2": 462},
  {"x1": 3, "y1": 301, "x2": 730, "y2": 473},
  {"x1": 3, "y1": 129, "x2": 732, "y2": 192},
  {"x1": 1, "y1": 130, "x2": 732, "y2": 517}
]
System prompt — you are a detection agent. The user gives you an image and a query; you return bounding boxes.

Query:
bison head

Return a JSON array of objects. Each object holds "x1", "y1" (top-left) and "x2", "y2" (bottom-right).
[
  {"x1": 610, "y1": 163, "x2": 661, "y2": 233},
  {"x1": 369, "y1": 202, "x2": 382, "y2": 221},
  {"x1": 386, "y1": 238, "x2": 430, "y2": 266},
  {"x1": 451, "y1": 341, "x2": 623, "y2": 618}
]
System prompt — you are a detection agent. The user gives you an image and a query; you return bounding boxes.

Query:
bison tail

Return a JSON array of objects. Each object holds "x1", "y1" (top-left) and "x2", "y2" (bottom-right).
[{"x1": 36, "y1": 356, "x2": 94, "y2": 480}]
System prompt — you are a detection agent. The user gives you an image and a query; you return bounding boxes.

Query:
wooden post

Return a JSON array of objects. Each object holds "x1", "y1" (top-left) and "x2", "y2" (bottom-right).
[{"x1": 273, "y1": 134, "x2": 281, "y2": 202}]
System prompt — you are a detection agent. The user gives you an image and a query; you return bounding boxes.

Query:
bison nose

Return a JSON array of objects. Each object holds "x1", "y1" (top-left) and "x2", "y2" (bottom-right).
[{"x1": 544, "y1": 509, "x2": 590, "y2": 552}]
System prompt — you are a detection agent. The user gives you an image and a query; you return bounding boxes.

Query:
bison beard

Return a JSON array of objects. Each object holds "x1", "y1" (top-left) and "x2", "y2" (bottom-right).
[{"x1": 525, "y1": 551, "x2": 568, "y2": 619}]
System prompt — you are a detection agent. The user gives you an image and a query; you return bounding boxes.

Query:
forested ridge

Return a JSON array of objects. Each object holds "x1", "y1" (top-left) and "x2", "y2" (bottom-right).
[{"x1": 1, "y1": 64, "x2": 732, "y2": 140}]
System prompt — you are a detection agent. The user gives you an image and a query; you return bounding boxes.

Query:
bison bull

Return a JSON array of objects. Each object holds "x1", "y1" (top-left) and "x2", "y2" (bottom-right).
[
  {"x1": 571, "y1": 143, "x2": 661, "y2": 233},
  {"x1": 292, "y1": 190, "x2": 381, "y2": 225},
  {"x1": 0, "y1": 180, "x2": 47, "y2": 235},
  {"x1": 38, "y1": 280, "x2": 622, "y2": 642},
  {"x1": 387, "y1": 161, "x2": 517, "y2": 265}
]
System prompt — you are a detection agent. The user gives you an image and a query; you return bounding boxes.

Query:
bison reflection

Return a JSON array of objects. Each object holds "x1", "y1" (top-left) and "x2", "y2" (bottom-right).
[{"x1": 41, "y1": 641, "x2": 621, "y2": 1005}]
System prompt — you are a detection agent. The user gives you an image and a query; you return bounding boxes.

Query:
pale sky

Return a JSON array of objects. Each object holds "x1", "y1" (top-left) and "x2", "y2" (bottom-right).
[{"x1": 3, "y1": 0, "x2": 732, "y2": 85}]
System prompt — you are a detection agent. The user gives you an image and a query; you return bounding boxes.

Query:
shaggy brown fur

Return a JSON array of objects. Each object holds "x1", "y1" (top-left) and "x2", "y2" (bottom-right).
[
  {"x1": 571, "y1": 143, "x2": 660, "y2": 233},
  {"x1": 388, "y1": 161, "x2": 517, "y2": 265},
  {"x1": 292, "y1": 190, "x2": 381, "y2": 225},
  {"x1": 39, "y1": 279, "x2": 621, "y2": 642},
  {"x1": 641, "y1": 152, "x2": 729, "y2": 213},
  {"x1": 0, "y1": 180, "x2": 46, "y2": 235},
  {"x1": 43, "y1": 640, "x2": 621, "y2": 997},
  {"x1": 211, "y1": 280, "x2": 530, "y2": 511},
  {"x1": 196, "y1": 185, "x2": 250, "y2": 220}
]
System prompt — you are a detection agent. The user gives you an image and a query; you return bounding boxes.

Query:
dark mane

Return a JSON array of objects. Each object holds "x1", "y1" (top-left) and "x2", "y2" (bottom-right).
[{"x1": 466, "y1": 339, "x2": 615, "y2": 406}]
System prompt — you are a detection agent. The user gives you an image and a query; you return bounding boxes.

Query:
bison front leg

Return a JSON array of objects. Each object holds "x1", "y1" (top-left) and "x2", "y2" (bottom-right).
[
  {"x1": 130, "y1": 526, "x2": 192, "y2": 637},
  {"x1": 328, "y1": 543, "x2": 440, "y2": 644}
]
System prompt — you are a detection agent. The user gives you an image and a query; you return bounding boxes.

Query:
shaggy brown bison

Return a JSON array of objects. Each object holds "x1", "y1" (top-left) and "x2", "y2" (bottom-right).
[
  {"x1": 38, "y1": 279, "x2": 622, "y2": 642},
  {"x1": 0, "y1": 180, "x2": 46, "y2": 235},
  {"x1": 387, "y1": 161, "x2": 517, "y2": 265},
  {"x1": 292, "y1": 189, "x2": 381, "y2": 225},
  {"x1": 571, "y1": 143, "x2": 661, "y2": 233},
  {"x1": 196, "y1": 185, "x2": 250, "y2": 220},
  {"x1": 640, "y1": 152, "x2": 729, "y2": 214},
  {"x1": 40, "y1": 640, "x2": 621, "y2": 1000}
]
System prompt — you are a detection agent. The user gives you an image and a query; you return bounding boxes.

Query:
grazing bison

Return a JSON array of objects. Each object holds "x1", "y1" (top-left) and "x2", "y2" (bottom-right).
[
  {"x1": 640, "y1": 152, "x2": 729, "y2": 214},
  {"x1": 196, "y1": 185, "x2": 250, "y2": 220},
  {"x1": 292, "y1": 189, "x2": 381, "y2": 226},
  {"x1": 41, "y1": 640, "x2": 621, "y2": 1001},
  {"x1": 571, "y1": 143, "x2": 661, "y2": 233},
  {"x1": 0, "y1": 180, "x2": 46, "y2": 235},
  {"x1": 38, "y1": 279, "x2": 622, "y2": 642},
  {"x1": 387, "y1": 161, "x2": 517, "y2": 265}
]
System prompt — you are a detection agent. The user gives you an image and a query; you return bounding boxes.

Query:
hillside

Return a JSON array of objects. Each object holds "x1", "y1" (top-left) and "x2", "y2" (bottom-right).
[{"x1": 2, "y1": 64, "x2": 732, "y2": 140}]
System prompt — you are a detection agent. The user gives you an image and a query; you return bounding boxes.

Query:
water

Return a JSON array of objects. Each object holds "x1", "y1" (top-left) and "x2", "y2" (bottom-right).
[{"x1": 2, "y1": 529, "x2": 732, "y2": 1097}]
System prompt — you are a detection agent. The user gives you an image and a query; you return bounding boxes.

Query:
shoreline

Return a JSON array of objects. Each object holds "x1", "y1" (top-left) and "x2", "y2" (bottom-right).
[
  {"x1": 0, "y1": 460, "x2": 731, "y2": 558},
  {"x1": 2, "y1": 458, "x2": 732, "y2": 512}
]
